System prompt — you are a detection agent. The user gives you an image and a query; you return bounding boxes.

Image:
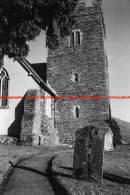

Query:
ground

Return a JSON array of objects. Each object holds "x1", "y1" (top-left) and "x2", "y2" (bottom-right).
[
  {"x1": 0, "y1": 145, "x2": 68, "y2": 185},
  {"x1": 53, "y1": 145, "x2": 130, "y2": 195},
  {"x1": 0, "y1": 145, "x2": 130, "y2": 195}
]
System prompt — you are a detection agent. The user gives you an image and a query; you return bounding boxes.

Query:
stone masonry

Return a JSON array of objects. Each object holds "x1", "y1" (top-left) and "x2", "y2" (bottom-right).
[
  {"x1": 20, "y1": 89, "x2": 55, "y2": 146},
  {"x1": 47, "y1": 0, "x2": 111, "y2": 144}
]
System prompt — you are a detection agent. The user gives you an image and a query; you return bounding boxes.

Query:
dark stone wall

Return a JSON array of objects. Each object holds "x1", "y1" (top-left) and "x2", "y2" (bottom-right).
[
  {"x1": 0, "y1": 48, "x2": 3, "y2": 68},
  {"x1": 20, "y1": 89, "x2": 55, "y2": 145},
  {"x1": 8, "y1": 94, "x2": 26, "y2": 139},
  {"x1": 47, "y1": 1, "x2": 110, "y2": 144}
]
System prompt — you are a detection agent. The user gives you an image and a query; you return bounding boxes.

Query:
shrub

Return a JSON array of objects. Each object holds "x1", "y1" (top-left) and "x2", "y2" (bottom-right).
[
  {"x1": 107, "y1": 118, "x2": 122, "y2": 146},
  {"x1": 0, "y1": 136, "x2": 19, "y2": 145}
]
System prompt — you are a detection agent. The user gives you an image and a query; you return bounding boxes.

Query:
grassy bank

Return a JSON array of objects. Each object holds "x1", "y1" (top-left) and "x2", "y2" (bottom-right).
[{"x1": 53, "y1": 145, "x2": 130, "y2": 195}]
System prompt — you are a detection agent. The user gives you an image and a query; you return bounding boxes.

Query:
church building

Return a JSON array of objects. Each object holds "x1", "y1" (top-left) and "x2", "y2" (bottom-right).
[{"x1": 0, "y1": 0, "x2": 113, "y2": 150}]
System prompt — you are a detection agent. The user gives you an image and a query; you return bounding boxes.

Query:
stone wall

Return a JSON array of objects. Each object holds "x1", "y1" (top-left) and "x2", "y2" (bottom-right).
[
  {"x1": 20, "y1": 89, "x2": 55, "y2": 146},
  {"x1": 47, "y1": 0, "x2": 110, "y2": 144},
  {"x1": 0, "y1": 48, "x2": 3, "y2": 68}
]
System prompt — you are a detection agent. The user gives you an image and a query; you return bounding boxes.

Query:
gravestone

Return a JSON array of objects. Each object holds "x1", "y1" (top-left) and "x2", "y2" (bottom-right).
[{"x1": 73, "y1": 126, "x2": 105, "y2": 182}]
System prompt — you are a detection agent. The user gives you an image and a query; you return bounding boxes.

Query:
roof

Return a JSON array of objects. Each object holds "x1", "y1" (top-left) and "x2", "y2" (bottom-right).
[
  {"x1": 31, "y1": 63, "x2": 47, "y2": 83},
  {"x1": 17, "y1": 57, "x2": 57, "y2": 97}
]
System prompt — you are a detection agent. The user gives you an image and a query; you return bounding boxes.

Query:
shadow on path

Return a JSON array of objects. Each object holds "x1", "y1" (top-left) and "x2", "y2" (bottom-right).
[
  {"x1": 46, "y1": 156, "x2": 70, "y2": 195},
  {"x1": 6, "y1": 159, "x2": 130, "y2": 195},
  {"x1": 9, "y1": 156, "x2": 70, "y2": 195}
]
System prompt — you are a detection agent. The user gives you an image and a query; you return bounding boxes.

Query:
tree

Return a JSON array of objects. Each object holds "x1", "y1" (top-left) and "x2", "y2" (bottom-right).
[{"x1": 0, "y1": 0, "x2": 78, "y2": 59}]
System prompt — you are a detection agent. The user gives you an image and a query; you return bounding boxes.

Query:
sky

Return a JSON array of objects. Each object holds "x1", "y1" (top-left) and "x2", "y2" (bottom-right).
[
  {"x1": 5, "y1": 0, "x2": 130, "y2": 122},
  {"x1": 103, "y1": 0, "x2": 130, "y2": 122}
]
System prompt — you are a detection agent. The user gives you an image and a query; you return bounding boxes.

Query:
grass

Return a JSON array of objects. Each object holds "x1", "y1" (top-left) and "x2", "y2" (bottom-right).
[
  {"x1": 0, "y1": 145, "x2": 67, "y2": 185},
  {"x1": 0, "y1": 144, "x2": 130, "y2": 194},
  {"x1": 53, "y1": 145, "x2": 130, "y2": 195},
  {"x1": 115, "y1": 118, "x2": 130, "y2": 143}
]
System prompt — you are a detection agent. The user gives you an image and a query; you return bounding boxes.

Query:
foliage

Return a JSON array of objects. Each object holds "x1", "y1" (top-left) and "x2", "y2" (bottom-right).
[
  {"x1": 0, "y1": 0, "x2": 78, "y2": 59},
  {"x1": 108, "y1": 118, "x2": 122, "y2": 146},
  {"x1": 0, "y1": 136, "x2": 18, "y2": 145}
]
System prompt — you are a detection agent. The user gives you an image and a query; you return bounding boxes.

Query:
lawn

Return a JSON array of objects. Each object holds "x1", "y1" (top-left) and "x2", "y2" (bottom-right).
[
  {"x1": 115, "y1": 118, "x2": 130, "y2": 144},
  {"x1": 0, "y1": 145, "x2": 130, "y2": 194},
  {"x1": 53, "y1": 145, "x2": 130, "y2": 195}
]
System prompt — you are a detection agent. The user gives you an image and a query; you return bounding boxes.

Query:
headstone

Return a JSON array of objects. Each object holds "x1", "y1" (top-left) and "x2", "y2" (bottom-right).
[
  {"x1": 104, "y1": 128, "x2": 113, "y2": 151},
  {"x1": 73, "y1": 126, "x2": 105, "y2": 182}
]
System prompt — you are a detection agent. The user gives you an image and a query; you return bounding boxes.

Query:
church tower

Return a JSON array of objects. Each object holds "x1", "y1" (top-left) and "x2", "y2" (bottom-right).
[{"x1": 47, "y1": 0, "x2": 110, "y2": 144}]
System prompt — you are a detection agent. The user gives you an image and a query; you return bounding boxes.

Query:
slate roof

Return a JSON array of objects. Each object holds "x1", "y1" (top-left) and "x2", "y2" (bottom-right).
[
  {"x1": 31, "y1": 63, "x2": 47, "y2": 83},
  {"x1": 17, "y1": 57, "x2": 57, "y2": 97}
]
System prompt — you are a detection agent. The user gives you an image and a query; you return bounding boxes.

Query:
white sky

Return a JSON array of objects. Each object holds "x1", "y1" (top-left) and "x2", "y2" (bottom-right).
[{"x1": 103, "y1": 0, "x2": 130, "y2": 122}]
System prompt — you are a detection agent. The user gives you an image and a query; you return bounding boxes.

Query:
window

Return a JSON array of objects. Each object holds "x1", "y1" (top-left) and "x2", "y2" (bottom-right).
[
  {"x1": 78, "y1": 3, "x2": 86, "y2": 9},
  {"x1": 76, "y1": 32, "x2": 80, "y2": 45},
  {"x1": 74, "y1": 73, "x2": 79, "y2": 82},
  {"x1": 0, "y1": 68, "x2": 9, "y2": 107},
  {"x1": 69, "y1": 30, "x2": 82, "y2": 46},
  {"x1": 75, "y1": 107, "x2": 79, "y2": 118},
  {"x1": 70, "y1": 32, "x2": 74, "y2": 46},
  {"x1": 72, "y1": 72, "x2": 80, "y2": 83},
  {"x1": 77, "y1": 0, "x2": 93, "y2": 8},
  {"x1": 73, "y1": 106, "x2": 80, "y2": 118}
]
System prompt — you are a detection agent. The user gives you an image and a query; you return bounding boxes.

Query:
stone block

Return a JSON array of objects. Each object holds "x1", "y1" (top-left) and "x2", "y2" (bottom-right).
[
  {"x1": 73, "y1": 126, "x2": 105, "y2": 182},
  {"x1": 51, "y1": 132, "x2": 59, "y2": 146},
  {"x1": 20, "y1": 89, "x2": 55, "y2": 146}
]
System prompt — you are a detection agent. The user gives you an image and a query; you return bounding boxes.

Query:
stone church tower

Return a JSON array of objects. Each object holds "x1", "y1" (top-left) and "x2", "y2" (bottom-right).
[{"x1": 47, "y1": 0, "x2": 111, "y2": 144}]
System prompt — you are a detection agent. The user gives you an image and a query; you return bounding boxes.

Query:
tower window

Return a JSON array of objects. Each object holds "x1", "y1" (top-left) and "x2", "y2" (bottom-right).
[
  {"x1": 72, "y1": 72, "x2": 80, "y2": 83},
  {"x1": 77, "y1": 2, "x2": 86, "y2": 9},
  {"x1": 74, "y1": 73, "x2": 79, "y2": 82},
  {"x1": 70, "y1": 32, "x2": 74, "y2": 46},
  {"x1": 75, "y1": 106, "x2": 80, "y2": 118},
  {"x1": 76, "y1": 32, "x2": 80, "y2": 45},
  {"x1": 0, "y1": 68, "x2": 9, "y2": 107},
  {"x1": 69, "y1": 30, "x2": 82, "y2": 46}
]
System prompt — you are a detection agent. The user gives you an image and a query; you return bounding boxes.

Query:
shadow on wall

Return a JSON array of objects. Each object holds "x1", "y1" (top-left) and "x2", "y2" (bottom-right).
[{"x1": 8, "y1": 94, "x2": 26, "y2": 140}]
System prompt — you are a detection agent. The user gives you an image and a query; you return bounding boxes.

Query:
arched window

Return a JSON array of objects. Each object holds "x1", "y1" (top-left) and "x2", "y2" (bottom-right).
[
  {"x1": 0, "y1": 68, "x2": 9, "y2": 107},
  {"x1": 70, "y1": 32, "x2": 75, "y2": 46},
  {"x1": 76, "y1": 31, "x2": 80, "y2": 45},
  {"x1": 75, "y1": 107, "x2": 80, "y2": 118},
  {"x1": 69, "y1": 30, "x2": 82, "y2": 46}
]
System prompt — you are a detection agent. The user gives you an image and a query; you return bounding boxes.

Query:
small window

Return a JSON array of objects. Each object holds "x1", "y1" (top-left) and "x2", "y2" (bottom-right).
[
  {"x1": 0, "y1": 68, "x2": 9, "y2": 107},
  {"x1": 74, "y1": 73, "x2": 79, "y2": 82},
  {"x1": 78, "y1": 3, "x2": 85, "y2": 9},
  {"x1": 76, "y1": 32, "x2": 80, "y2": 45},
  {"x1": 75, "y1": 107, "x2": 80, "y2": 118},
  {"x1": 70, "y1": 32, "x2": 74, "y2": 46}
]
